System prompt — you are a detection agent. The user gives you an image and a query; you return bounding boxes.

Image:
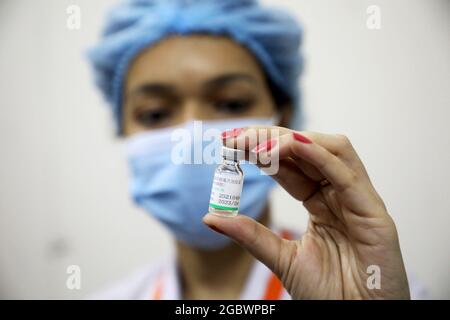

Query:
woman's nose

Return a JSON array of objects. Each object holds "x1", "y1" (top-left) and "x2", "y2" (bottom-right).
[{"x1": 180, "y1": 100, "x2": 215, "y2": 123}]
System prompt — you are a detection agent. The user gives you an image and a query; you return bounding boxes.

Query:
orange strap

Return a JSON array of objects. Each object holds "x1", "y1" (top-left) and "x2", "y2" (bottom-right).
[
  {"x1": 262, "y1": 273, "x2": 284, "y2": 300},
  {"x1": 152, "y1": 274, "x2": 164, "y2": 300},
  {"x1": 151, "y1": 229, "x2": 293, "y2": 300}
]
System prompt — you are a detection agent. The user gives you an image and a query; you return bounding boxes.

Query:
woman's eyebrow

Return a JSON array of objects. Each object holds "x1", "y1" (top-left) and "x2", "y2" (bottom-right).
[
  {"x1": 126, "y1": 73, "x2": 256, "y2": 100},
  {"x1": 127, "y1": 83, "x2": 177, "y2": 99},
  {"x1": 203, "y1": 73, "x2": 257, "y2": 90}
]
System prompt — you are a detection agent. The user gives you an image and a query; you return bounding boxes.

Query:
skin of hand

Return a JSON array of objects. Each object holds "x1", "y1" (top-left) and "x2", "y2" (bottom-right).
[{"x1": 203, "y1": 126, "x2": 411, "y2": 300}]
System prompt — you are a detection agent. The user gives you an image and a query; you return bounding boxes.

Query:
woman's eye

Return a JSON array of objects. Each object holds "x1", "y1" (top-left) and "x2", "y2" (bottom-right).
[
  {"x1": 134, "y1": 108, "x2": 171, "y2": 127},
  {"x1": 214, "y1": 98, "x2": 252, "y2": 114}
]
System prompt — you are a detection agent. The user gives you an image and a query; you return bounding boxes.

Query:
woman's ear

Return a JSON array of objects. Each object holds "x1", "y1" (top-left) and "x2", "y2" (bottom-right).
[{"x1": 277, "y1": 104, "x2": 293, "y2": 128}]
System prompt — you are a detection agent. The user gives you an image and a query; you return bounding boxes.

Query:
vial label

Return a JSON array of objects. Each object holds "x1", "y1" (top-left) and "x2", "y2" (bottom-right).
[{"x1": 209, "y1": 172, "x2": 243, "y2": 214}]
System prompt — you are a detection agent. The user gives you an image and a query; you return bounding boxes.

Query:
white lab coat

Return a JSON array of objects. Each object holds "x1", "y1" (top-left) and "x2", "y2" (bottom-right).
[
  {"x1": 90, "y1": 254, "x2": 292, "y2": 300},
  {"x1": 89, "y1": 228, "x2": 428, "y2": 300}
]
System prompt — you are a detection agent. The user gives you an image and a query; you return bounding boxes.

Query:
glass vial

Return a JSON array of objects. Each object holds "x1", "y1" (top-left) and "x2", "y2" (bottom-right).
[{"x1": 209, "y1": 146, "x2": 245, "y2": 217}]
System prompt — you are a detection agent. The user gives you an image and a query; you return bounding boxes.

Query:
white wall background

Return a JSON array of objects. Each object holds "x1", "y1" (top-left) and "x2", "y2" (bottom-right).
[{"x1": 0, "y1": 0, "x2": 449, "y2": 299}]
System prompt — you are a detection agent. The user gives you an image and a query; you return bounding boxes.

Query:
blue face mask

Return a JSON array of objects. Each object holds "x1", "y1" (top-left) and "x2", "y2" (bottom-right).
[{"x1": 125, "y1": 117, "x2": 276, "y2": 250}]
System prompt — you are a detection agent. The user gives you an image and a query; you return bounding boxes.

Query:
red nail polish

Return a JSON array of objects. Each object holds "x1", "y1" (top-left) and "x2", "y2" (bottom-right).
[
  {"x1": 252, "y1": 139, "x2": 277, "y2": 153},
  {"x1": 293, "y1": 132, "x2": 312, "y2": 144},
  {"x1": 208, "y1": 225, "x2": 225, "y2": 235},
  {"x1": 221, "y1": 128, "x2": 243, "y2": 139}
]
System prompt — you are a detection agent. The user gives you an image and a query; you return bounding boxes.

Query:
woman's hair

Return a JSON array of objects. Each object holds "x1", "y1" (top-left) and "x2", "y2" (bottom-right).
[{"x1": 88, "y1": 0, "x2": 303, "y2": 132}]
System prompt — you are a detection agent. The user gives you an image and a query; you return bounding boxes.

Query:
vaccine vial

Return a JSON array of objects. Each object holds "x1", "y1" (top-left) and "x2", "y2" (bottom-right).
[{"x1": 209, "y1": 146, "x2": 245, "y2": 217}]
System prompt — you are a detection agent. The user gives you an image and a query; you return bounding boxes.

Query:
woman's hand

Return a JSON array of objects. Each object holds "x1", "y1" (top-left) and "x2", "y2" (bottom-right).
[{"x1": 203, "y1": 126, "x2": 410, "y2": 299}]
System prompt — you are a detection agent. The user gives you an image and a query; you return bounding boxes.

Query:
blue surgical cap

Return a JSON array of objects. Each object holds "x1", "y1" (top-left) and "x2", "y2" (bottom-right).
[{"x1": 88, "y1": 0, "x2": 303, "y2": 132}]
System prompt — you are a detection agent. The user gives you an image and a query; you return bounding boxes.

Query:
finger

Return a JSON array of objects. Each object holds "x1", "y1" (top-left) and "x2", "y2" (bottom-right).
[
  {"x1": 262, "y1": 133, "x2": 387, "y2": 221},
  {"x1": 202, "y1": 213, "x2": 285, "y2": 273},
  {"x1": 296, "y1": 132, "x2": 368, "y2": 177},
  {"x1": 257, "y1": 132, "x2": 357, "y2": 193},
  {"x1": 222, "y1": 125, "x2": 292, "y2": 152},
  {"x1": 289, "y1": 152, "x2": 325, "y2": 181},
  {"x1": 260, "y1": 158, "x2": 319, "y2": 201},
  {"x1": 222, "y1": 126, "x2": 347, "y2": 155},
  {"x1": 223, "y1": 127, "x2": 367, "y2": 176},
  {"x1": 252, "y1": 133, "x2": 324, "y2": 185},
  {"x1": 303, "y1": 190, "x2": 347, "y2": 231},
  {"x1": 290, "y1": 133, "x2": 359, "y2": 192}
]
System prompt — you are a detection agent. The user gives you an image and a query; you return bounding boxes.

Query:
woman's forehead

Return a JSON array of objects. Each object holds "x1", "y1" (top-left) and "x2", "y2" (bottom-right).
[{"x1": 125, "y1": 35, "x2": 266, "y2": 93}]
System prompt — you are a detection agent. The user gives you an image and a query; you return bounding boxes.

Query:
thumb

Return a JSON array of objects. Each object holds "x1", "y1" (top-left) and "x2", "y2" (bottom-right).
[{"x1": 202, "y1": 213, "x2": 284, "y2": 273}]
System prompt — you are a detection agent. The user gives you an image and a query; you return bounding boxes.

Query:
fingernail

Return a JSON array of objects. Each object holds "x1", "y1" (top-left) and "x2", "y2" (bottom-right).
[
  {"x1": 252, "y1": 139, "x2": 277, "y2": 153},
  {"x1": 221, "y1": 128, "x2": 243, "y2": 140},
  {"x1": 293, "y1": 132, "x2": 312, "y2": 144},
  {"x1": 208, "y1": 224, "x2": 225, "y2": 235}
]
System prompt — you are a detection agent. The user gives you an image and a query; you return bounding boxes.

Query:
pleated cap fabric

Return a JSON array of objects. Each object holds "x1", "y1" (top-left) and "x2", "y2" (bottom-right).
[{"x1": 88, "y1": 0, "x2": 303, "y2": 131}]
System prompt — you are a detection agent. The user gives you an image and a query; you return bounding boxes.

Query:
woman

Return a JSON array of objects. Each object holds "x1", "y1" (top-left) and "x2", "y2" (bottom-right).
[{"x1": 88, "y1": 0, "x2": 418, "y2": 299}]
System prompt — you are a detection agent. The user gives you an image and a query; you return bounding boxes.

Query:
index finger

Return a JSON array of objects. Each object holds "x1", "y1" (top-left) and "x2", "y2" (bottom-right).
[
  {"x1": 222, "y1": 125, "x2": 292, "y2": 151},
  {"x1": 223, "y1": 126, "x2": 367, "y2": 175}
]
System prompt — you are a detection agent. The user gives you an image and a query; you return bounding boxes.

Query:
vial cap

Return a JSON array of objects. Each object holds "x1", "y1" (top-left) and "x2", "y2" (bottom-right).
[{"x1": 221, "y1": 146, "x2": 245, "y2": 161}]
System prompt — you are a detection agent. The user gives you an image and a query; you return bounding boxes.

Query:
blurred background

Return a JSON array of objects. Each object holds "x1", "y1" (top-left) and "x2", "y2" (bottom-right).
[{"x1": 0, "y1": 0, "x2": 449, "y2": 299}]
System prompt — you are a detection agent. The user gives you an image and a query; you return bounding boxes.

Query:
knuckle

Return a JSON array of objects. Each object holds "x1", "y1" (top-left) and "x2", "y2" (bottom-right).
[
  {"x1": 349, "y1": 171, "x2": 359, "y2": 185},
  {"x1": 246, "y1": 221, "x2": 261, "y2": 248},
  {"x1": 334, "y1": 134, "x2": 351, "y2": 148},
  {"x1": 336, "y1": 170, "x2": 359, "y2": 192}
]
